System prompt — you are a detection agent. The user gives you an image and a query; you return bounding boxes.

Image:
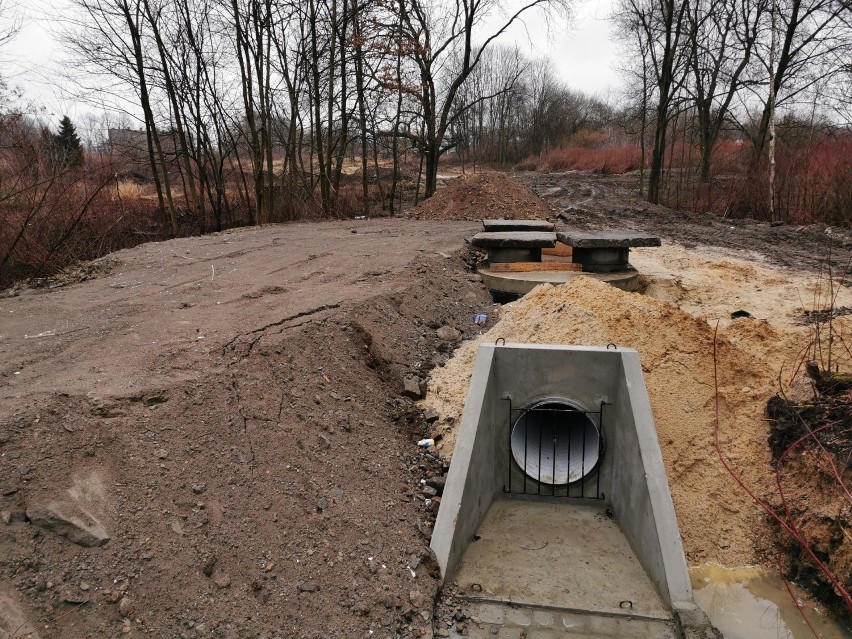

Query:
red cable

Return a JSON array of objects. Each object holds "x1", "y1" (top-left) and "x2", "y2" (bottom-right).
[{"x1": 712, "y1": 322, "x2": 852, "y2": 625}]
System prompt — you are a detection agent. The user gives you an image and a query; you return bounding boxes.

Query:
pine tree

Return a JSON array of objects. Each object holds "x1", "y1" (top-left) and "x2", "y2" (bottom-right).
[{"x1": 54, "y1": 115, "x2": 84, "y2": 167}]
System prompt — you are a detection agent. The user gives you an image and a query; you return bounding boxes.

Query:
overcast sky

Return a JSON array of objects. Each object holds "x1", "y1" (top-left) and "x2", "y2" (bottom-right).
[{"x1": 1, "y1": 0, "x2": 622, "y2": 126}]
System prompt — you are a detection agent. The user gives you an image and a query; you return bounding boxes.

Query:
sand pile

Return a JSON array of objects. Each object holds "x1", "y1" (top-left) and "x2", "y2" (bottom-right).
[
  {"x1": 422, "y1": 251, "x2": 852, "y2": 567},
  {"x1": 410, "y1": 172, "x2": 553, "y2": 221}
]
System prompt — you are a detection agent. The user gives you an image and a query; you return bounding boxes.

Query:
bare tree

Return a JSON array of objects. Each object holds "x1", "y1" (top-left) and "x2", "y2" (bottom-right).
[
  {"x1": 66, "y1": 0, "x2": 180, "y2": 235},
  {"x1": 141, "y1": 0, "x2": 202, "y2": 222},
  {"x1": 687, "y1": 0, "x2": 766, "y2": 181},
  {"x1": 0, "y1": 0, "x2": 19, "y2": 50},
  {"x1": 228, "y1": 0, "x2": 275, "y2": 224},
  {"x1": 748, "y1": 0, "x2": 851, "y2": 158},
  {"x1": 396, "y1": 0, "x2": 568, "y2": 198},
  {"x1": 616, "y1": 0, "x2": 692, "y2": 204},
  {"x1": 449, "y1": 44, "x2": 526, "y2": 167},
  {"x1": 0, "y1": 0, "x2": 22, "y2": 114}
]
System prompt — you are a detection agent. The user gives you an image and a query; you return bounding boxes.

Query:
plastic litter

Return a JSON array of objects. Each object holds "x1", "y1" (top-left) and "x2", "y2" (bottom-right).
[
  {"x1": 417, "y1": 438, "x2": 435, "y2": 448},
  {"x1": 473, "y1": 313, "x2": 487, "y2": 325}
]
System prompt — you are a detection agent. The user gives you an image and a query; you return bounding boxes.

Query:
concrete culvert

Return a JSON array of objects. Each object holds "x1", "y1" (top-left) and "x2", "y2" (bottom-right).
[{"x1": 510, "y1": 399, "x2": 602, "y2": 485}]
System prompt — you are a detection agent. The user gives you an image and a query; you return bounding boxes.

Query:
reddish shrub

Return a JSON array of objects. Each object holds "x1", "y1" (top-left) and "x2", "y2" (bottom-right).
[
  {"x1": 514, "y1": 160, "x2": 538, "y2": 172},
  {"x1": 523, "y1": 145, "x2": 645, "y2": 174}
]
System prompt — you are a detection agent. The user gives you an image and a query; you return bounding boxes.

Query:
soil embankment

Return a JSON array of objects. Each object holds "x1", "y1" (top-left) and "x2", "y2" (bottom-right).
[{"x1": 0, "y1": 219, "x2": 495, "y2": 638}]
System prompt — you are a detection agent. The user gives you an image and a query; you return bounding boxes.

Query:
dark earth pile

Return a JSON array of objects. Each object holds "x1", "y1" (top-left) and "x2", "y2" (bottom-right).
[
  {"x1": 0, "y1": 245, "x2": 494, "y2": 639},
  {"x1": 409, "y1": 172, "x2": 554, "y2": 222},
  {"x1": 766, "y1": 369, "x2": 852, "y2": 623}
]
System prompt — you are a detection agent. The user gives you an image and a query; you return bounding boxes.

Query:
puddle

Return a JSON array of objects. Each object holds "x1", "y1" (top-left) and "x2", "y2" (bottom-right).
[{"x1": 690, "y1": 564, "x2": 850, "y2": 639}]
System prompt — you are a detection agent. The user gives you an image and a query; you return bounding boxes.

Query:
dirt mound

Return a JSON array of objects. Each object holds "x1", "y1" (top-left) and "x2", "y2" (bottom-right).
[
  {"x1": 516, "y1": 170, "x2": 852, "y2": 274},
  {"x1": 766, "y1": 386, "x2": 852, "y2": 620},
  {"x1": 409, "y1": 172, "x2": 554, "y2": 221},
  {"x1": 1, "y1": 257, "x2": 119, "y2": 297},
  {"x1": 417, "y1": 211, "x2": 852, "y2": 620},
  {"x1": 422, "y1": 276, "x2": 808, "y2": 567},
  {"x1": 0, "y1": 225, "x2": 495, "y2": 639}
]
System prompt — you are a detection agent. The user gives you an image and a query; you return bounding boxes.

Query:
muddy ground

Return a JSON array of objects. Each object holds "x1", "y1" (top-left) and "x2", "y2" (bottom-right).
[
  {"x1": 1, "y1": 171, "x2": 849, "y2": 638},
  {"x1": 515, "y1": 171, "x2": 852, "y2": 273}
]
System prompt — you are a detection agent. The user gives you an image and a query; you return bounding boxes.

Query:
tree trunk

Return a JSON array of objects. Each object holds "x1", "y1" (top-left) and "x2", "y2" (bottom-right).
[
  {"x1": 697, "y1": 99, "x2": 712, "y2": 182},
  {"x1": 123, "y1": 1, "x2": 178, "y2": 236},
  {"x1": 423, "y1": 146, "x2": 439, "y2": 199},
  {"x1": 143, "y1": 0, "x2": 200, "y2": 223},
  {"x1": 753, "y1": 0, "x2": 800, "y2": 162},
  {"x1": 351, "y1": 0, "x2": 370, "y2": 216},
  {"x1": 647, "y1": 97, "x2": 669, "y2": 205}
]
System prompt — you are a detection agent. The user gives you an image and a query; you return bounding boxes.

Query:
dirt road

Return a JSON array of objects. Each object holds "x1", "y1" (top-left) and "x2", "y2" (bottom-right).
[
  {"x1": 1, "y1": 219, "x2": 480, "y2": 401},
  {"x1": 1, "y1": 219, "x2": 494, "y2": 639}
]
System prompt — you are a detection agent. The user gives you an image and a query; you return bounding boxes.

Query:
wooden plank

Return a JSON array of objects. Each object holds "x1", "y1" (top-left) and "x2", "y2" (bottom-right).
[
  {"x1": 541, "y1": 243, "x2": 573, "y2": 257},
  {"x1": 488, "y1": 262, "x2": 583, "y2": 273}
]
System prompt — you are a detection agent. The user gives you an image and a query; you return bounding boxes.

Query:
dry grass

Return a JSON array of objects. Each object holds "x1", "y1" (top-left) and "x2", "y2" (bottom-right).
[
  {"x1": 113, "y1": 180, "x2": 145, "y2": 201},
  {"x1": 518, "y1": 145, "x2": 645, "y2": 174}
]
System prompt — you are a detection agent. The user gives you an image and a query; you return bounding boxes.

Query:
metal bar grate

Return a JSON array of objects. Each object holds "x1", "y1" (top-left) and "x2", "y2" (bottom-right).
[{"x1": 503, "y1": 398, "x2": 606, "y2": 499}]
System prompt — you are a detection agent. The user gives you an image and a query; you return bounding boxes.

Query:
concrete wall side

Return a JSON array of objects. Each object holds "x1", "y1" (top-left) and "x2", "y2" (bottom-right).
[
  {"x1": 609, "y1": 370, "x2": 668, "y2": 601},
  {"x1": 492, "y1": 346, "x2": 620, "y2": 500},
  {"x1": 431, "y1": 345, "x2": 499, "y2": 579},
  {"x1": 491, "y1": 346, "x2": 619, "y2": 410},
  {"x1": 619, "y1": 352, "x2": 693, "y2": 605}
]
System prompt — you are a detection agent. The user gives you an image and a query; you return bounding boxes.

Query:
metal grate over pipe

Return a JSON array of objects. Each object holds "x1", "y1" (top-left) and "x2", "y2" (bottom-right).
[{"x1": 504, "y1": 398, "x2": 606, "y2": 499}]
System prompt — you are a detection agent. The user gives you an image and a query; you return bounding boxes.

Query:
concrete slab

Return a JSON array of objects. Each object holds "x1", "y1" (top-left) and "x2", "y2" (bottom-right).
[
  {"x1": 448, "y1": 601, "x2": 678, "y2": 639},
  {"x1": 471, "y1": 232, "x2": 557, "y2": 248},
  {"x1": 556, "y1": 231, "x2": 661, "y2": 248},
  {"x1": 482, "y1": 220, "x2": 556, "y2": 232},
  {"x1": 453, "y1": 499, "x2": 672, "y2": 621},
  {"x1": 430, "y1": 343, "x2": 711, "y2": 637}
]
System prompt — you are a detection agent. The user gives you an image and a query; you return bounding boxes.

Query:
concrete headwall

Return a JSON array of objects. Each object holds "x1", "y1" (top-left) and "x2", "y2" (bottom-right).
[
  {"x1": 430, "y1": 343, "x2": 692, "y2": 610},
  {"x1": 430, "y1": 346, "x2": 502, "y2": 577},
  {"x1": 609, "y1": 351, "x2": 692, "y2": 607}
]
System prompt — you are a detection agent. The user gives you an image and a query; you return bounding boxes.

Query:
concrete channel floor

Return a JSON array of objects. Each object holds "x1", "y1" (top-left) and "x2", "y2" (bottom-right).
[
  {"x1": 445, "y1": 601, "x2": 677, "y2": 639},
  {"x1": 450, "y1": 499, "x2": 676, "y2": 638}
]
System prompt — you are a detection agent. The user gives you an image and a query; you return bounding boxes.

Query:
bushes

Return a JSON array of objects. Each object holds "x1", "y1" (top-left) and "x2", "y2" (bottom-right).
[
  {"x1": 516, "y1": 145, "x2": 644, "y2": 174},
  {"x1": 661, "y1": 136, "x2": 852, "y2": 225},
  {"x1": 515, "y1": 130, "x2": 851, "y2": 228},
  {"x1": 0, "y1": 166, "x2": 171, "y2": 287}
]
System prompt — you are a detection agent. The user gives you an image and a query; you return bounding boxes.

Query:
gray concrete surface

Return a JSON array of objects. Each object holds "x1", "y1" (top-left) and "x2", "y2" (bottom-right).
[
  {"x1": 431, "y1": 343, "x2": 711, "y2": 637},
  {"x1": 430, "y1": 345, "x2": 502, "y2": 580},
  {"x1": 482, "y1": 220, "x2": 556, "y2": 232},
  {"x1": 444, "y1": 601, "x2": 678, "y2": 638},
  {"x1": 453, "y1": 500, "x2": 671, "y2": 619},
  {"x1": 471, "y1": 232, "x2": 558, "y2": 248},
  {"x1": 477, "y1": 270, "x2": 641, "y2": 296},
  {"x1": 556, "y1": 231, "x2": 662, "y2": 247},
  {"x1": 609, "y1": 352, "x2": 692, "y2": 607}
]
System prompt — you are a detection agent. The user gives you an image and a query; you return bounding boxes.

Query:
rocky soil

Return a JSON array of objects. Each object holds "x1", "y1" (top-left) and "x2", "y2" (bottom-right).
[{"x1": 0, "y1": 219, "x2": 495, "y2": 639}]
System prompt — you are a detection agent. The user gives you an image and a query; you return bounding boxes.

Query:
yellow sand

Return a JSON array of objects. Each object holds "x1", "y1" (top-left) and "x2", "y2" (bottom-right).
[{"x1": 423, "y1": 242, "x2": 852, "y2": 566}]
